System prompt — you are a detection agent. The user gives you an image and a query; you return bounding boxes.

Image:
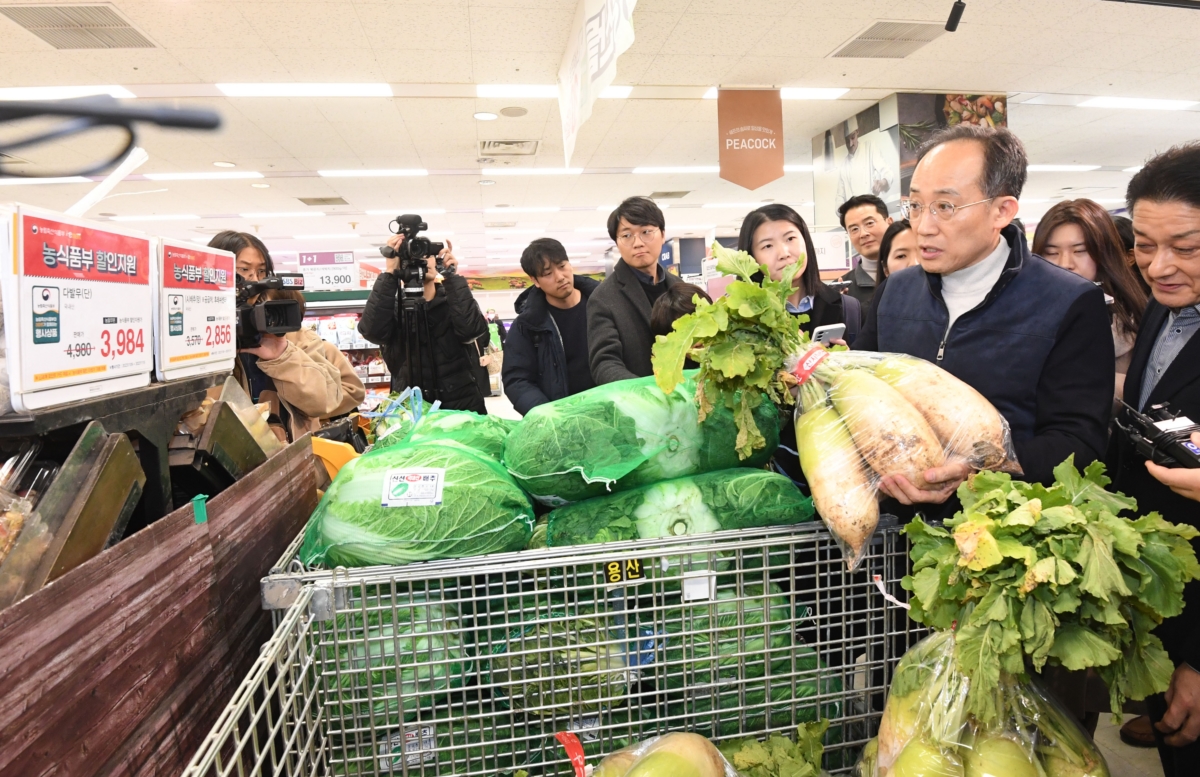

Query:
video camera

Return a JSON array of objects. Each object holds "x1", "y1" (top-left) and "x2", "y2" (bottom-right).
[
  {"x1": 235, "y1": 273, "x2": 306, "y2": 350},
  {"x1": 1115, "y1": 401, "x2": 1200, "y2": 469},
  {"x1": 378, "y1": 214, "x2": 448, "y2": 295}
]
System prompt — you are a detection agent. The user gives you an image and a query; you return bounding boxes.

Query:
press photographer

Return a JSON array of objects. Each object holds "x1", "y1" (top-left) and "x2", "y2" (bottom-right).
[{"x1": 358, "y1": 216, "x2": 490, "y2": 413}]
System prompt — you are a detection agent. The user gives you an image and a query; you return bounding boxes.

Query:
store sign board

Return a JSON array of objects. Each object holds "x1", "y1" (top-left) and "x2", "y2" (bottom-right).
[
  {"x1": 717, "y1": 89, "x2": 785, "y2": 191},
  {"x1": 812, "y1": 230, "x2": 850, "y2": 272},
  {"x1": 154, "y1": 239, "x2": 236, "y2": 381},
  {"x1": 1, "y1": 206, "x2": 153, "y2": 410},
  {"x1": 558, "y1": 0, "x2": 638, "y2": 166},
  {"x1": 298, "y1": 250, "x2": 357, "y2": 291}
]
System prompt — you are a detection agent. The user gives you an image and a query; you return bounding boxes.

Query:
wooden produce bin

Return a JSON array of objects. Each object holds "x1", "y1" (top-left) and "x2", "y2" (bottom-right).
[{"x1": 0, "y1": 435, "x2": 318, "y2": 777}]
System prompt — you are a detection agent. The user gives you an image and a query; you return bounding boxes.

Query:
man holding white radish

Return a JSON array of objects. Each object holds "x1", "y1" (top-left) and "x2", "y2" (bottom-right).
[{"x1": 856, "y1": 125, "x2": 1115, "y2": 508}]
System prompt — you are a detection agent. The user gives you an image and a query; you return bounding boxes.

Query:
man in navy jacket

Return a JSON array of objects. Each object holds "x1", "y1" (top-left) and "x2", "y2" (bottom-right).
[
  {"x1": 857, "y1": 125, "x2": 1114, "y2": 506},
  {"x1": 502, "y1": 238, "x2": 600, "y2": 415}
]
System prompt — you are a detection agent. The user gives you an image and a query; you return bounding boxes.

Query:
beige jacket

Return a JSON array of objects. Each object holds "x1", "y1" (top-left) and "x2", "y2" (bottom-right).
[{"x1": 234, "y1": 329, "x2": 366, "y2": 441}]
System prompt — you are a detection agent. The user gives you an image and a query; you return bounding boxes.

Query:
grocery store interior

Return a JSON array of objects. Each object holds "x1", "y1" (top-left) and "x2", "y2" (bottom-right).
[{"x1": 3, "y1": 1, "x2": 1200, "y2": 776}]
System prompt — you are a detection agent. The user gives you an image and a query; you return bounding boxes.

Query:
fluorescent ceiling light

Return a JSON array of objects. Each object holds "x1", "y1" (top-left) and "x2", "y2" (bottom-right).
[
  {"x1": 217, "y1": 83, "x2": 391, "y2": 97},
  {"x1": 633, "y1": 166, "x2": 720, "y2": 174},
  {"x1": 1124, "y1": 166, "x2": 1144, "y2": 173},
  {"x1": 0, "y1": 176, "x2": 91, "y2": 186},
  {"x1": 110, "y1": 214, "x2": 199, "y2": 222},
  {"x1": 239, "y1": 211, "x2": 326, "y2": 218},
  {"x1": 702, "y1": 202, "x2": 763, "y2": 209},
  {"x1": 366, "y1": 208, "x2": 445, "y2": 215},
  {"x1": 703, "y1": 88, "x2": 718, "y2": 99},
  {"x1": 568, "y1": 253, "x2": 592, "y2": 258},
  {"x1": 144, "y1": 171, "x2": 264, "y2": 181},
  {"x1": 476, "y1": 84, "x2": 558, "y2": 99},
  {"x1": 1026, "y1": 165, "x2": 1100, "y2": 172},
  {"x1": 485, "y1": 168, "x2": 582, "y2": 176},
  {"x1": 318, "y1": 169, "x2": 428, "y2": 178},
  {"x1": 784, "y1": 164, "x2": 815, "y2": 172},
  {"x1": 484, "y1": 206, "x2": 561, "y2": 213},
  {"x1": 596, "y1": 204, "x2": 617, "y2": 211},
  {"x1": 212, "y1": 161, "x2": 236, "y2": 168},
  {"x1": 600, "y1": 85, "x2": 633, "y2": 99},
  {"x1": 0, "y1": 85, "x2": 135, "y2": 101},
  {"x1": 294, "y1": 233, "x2": 361, "y2": 239},
  {"x1": 1079, "y1": 96, "x2": 1197, "y2": 111},
  {"x1": 474, "y1": 112, "x2": 498, "y2": 121},
  {"x1": 251, "y1": 183, "x2": 270, "y2": 188},
  {"x1": 781, "y1": 87, "x2": 848, "y2": 100}
]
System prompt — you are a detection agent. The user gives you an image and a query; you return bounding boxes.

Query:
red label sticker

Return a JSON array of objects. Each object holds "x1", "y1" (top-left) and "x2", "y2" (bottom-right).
[
  {"x1": 791, "y1": 345, "x2": 829, "y2": 385},
  {"x1": 23, "y1": 215, "x2": 150, "y2": 285},
  {"x1": 555, "y1": 732, "x2": 587, "y2": 777},
  {"x1": 162, "y1": 242, "x2": 235, "y2": 291}
]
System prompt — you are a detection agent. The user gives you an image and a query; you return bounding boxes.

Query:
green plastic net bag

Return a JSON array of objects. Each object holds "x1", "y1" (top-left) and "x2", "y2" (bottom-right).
[
  {"x1": 399, "y1": 409, "x2": 516, "y2": 460},
  {"x1": 502, "y1": 374, "x2": 780, "y2": 505},
  {"x1": 299, "y1": 440, "x2": 535, "y2": 568},
  {"x1": 545, "y1": 469, "x2": 814, "y2": 547}
]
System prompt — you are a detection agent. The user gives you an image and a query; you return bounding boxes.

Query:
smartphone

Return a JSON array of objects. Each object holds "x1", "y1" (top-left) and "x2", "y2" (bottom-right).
[{"x1": 812, "y1": 323, "x2": 846, "y2": 346}]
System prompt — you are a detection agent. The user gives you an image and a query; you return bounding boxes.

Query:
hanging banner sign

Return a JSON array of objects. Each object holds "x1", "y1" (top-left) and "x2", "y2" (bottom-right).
[
  {"x1": 1, "y1": 206, "x2": 154, "y2": 410},
  {"x1": 717, "y1": 89, "x2": 785, "y2": 191},
  {"x1": 154, "y1": 239, "x2": 236, "y2": 381},
  {"x1": 558, "y1": 0, "x2": 639, "y2": 166},
  {"x1": 298, "y1": 250, "x2": 357, "y2": 291}
]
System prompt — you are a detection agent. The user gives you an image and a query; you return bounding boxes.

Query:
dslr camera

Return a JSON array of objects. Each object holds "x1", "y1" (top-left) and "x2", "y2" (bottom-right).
[
  {"x1": 1116, "y1": 401, "x2": 1200, "y2": 469},
  {"x1": 235, "y1": 273, "x2": 306, "y2": 350},
  {"x1": 379, "y1": 214, "x2": 449, "y2": 295}
]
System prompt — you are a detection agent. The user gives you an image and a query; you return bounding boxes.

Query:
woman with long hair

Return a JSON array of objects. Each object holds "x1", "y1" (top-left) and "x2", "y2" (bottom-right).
[
  {"x1": 1031, "y1": 199, "x2": 1148, "y2": 403},
  {"x1": 876, "y1": 219, "x2": 917, "y2": 284}
]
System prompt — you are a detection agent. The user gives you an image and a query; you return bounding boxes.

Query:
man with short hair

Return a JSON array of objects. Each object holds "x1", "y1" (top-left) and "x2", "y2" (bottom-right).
[
  {"x1": 502, "y1": 238, "x2": 600, "y2": 415},
  {"x1": 858, "y1": 125, "x2": 1114, "y2": 506},
  {"x1": 1109, "y1": 142, "x2": 1200, "y2": 774},
  {"x1": 837, "y1": 193, "x2": 893, "y2": 306},
  {"x1": 588, "y1": 196, "x2": 679, "y2": 384}
]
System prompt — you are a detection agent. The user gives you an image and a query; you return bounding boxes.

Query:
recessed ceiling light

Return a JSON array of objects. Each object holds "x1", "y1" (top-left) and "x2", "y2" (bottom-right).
[
  {"x1": 784, "y1": 164, "x2": 815, "y2": 172},
  {"x1": 474, "y1": 112, "x2": 499, "y2": 121},
  {"x1": 486, "y1": 168, "x2": 583, "y2": 176},
  {"x1": 0, "y1": 85, "x2": 135, "y2": 101},
  {"x1": 144, "y1": 171, "x2": 264, "y2": 181},
  {"x1": 484, "y1": 206, "x2": 561, "y2": 213},
  {"x1": 1079, "y1": 96, "x2": 1197, "y2": 111},
  {"x1": 251, "y1": 183, "x2": 270, "y2": 188},
  {"x1": 0, "y1": 176, "x2": 91, "y2": 186},
  {"x1": 213, "y1": 161, "x2": 236, "y2": 168},
  {"x1": 479, "y1": 179, "x2": 496, "y2": 186},
  {"x1": 476, "y1": 85, "x2": 558, "y2": 99},
  {"x1": 500, "y1": 107, "x2": 528, "y2": 118},
  {"x1": 217, "y1": 83, "x2": 391, "y2": 97},
  {"x1": 110, "y1": 214, "x2": 201, "y2": 222},
  {"x1": 365, "y1": 209, "x2": 446, "y2": 215},
  {"x1": 317, "y1": 169, "x2": 428, "y2": 178},
  {"x1": 633, "y1": 166, "x2": 720, "y2": 174},
  {"x1": 600, "y1": 86, "x2": 633, "y2": 99},
  {"x1": 239, "y1": 211, "x2": 326, "y2": 218},
  {"x1": 781, "y1": 87, "x2": 848, "y2": 100},
  {"x1": 1027, "y1": 165, "x2": 1100, "y2": 172}
]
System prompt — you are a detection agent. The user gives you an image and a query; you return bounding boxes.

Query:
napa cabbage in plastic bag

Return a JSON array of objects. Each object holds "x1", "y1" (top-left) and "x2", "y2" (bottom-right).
[
  {"x1": 401, "y1": 409, "x2": 516, "y2": 460},
  {"x1": 502, "y1": 374, "x2": 779, "y2": 505},
  {"x1": 299, "y1": 440, "x2": 534, "y2": 568}
]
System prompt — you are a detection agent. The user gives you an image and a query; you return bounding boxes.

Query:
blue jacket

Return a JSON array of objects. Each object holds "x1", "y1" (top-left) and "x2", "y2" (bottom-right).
[
  {"x1": 857, "y1": 224, "x2": 1114, "y2": 486},
  {"x1": 502, "y1": 276, "x2": 601, "y2": 415}
]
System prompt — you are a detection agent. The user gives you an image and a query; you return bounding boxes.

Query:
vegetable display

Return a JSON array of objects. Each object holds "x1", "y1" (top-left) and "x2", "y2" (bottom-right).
[
  {"x1": 593, "y1": 732, "x2": 737, "y2": 777},
  {"x1": 652, "y1": 243, "x2": 807, "y2": 459},
  {"x1": 299, "y1": 440, "x2": 535, "y2": 568},
  {"x1": 717, "y1": 721, "x2": 830, "y2": 777},
  {"x1": 401, "y1": 408, "x2": 516, "y2": 460},
  {"x1": 545, "y1": 469, "x2": 814, "y2": 548},
  {"x1": 502, "y1": 374, "x2": 778, "y2": 506}
]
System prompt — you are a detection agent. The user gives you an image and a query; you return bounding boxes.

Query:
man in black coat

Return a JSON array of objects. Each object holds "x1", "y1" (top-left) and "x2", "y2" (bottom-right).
[
  {"x1": 503, "y1": 238, "x2": 600, "y2": 415},
  {"x1": 588, "y1": 197, "x2": 679, "y2": 384},
  {"x1": 1109, "y1": 142, "x2": 1200, "y2": 776},
  {"x1": 358, "y1": 235, "x2": 489, "y2": 413}
]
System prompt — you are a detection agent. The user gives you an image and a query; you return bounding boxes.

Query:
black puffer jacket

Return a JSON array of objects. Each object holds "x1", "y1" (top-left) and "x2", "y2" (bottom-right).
[
  {"x1": 502, "y1": 276, "x2": 601, "y2": 415},
  {"x1": 359, "y1": 271, "x2": 489, "y2": 413}
]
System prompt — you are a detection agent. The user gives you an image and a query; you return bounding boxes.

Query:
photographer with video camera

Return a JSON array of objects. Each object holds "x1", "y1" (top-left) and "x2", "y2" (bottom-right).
[
  {"x1": 210, "y1": 231, "x2": 365, "y2": 442},
  {"x1": 358, "y1": 216, "x2": 490, "y2": 413}
]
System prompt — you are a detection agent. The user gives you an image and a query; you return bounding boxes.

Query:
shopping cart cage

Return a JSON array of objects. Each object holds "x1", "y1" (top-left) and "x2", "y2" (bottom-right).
[{"x1": 186, "y1": 520, "x2": 922, "y2": 777}]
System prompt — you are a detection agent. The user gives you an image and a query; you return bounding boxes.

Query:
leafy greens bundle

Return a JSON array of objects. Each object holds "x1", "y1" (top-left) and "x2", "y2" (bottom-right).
[
  {"x1": 652, "y1": 243, "x2": 807, "y2": 459},
  {"x1": 717, "y1": 721, "x2": 830, "y2": 777},
  {"x1": 902, "y1": 456, "x2": 1200, "y2": 722}
]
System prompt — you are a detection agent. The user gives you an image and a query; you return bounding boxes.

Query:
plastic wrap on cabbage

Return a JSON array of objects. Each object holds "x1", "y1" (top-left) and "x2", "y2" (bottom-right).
[
  {"x1": 502, "y1": 374, "x2": 779, "y2": 505},
  {"x1": 546, "y1": 469, "x2": 813, "y2": 548},
  {"x1": 401, "y1": 408, "x2": 517, "y2": 460},
  {"x1": 299, "y1": 440, "x2": 534, "y2": 568}
]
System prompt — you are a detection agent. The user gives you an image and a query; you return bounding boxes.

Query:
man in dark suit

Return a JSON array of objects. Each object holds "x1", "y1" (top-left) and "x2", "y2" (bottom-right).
[
  {"x1": 1111, "y1": 141, "x2": 1200, "y2": 776},
  {"x1": 587, "y1": 197, "x2": 679, "y2": 384}
]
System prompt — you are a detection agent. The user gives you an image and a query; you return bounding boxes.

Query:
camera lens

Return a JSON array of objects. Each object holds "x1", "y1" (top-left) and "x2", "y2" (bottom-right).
[{"x1": 408, "y1": 237, "x2": 431, "y2": 260}]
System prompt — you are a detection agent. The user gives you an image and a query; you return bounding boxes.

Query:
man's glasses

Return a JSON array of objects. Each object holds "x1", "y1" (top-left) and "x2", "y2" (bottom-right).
[
  {"x1": 616, "y1": 227, "x2": 661, "y2": 244},
  {"x1": 901, "y1": 198, "x2": 994, "y2": 222}
]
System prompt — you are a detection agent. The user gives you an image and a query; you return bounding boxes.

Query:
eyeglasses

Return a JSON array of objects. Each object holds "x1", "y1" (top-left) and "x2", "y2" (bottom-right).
[
  {"x1": 901, "y1": 198, "x2": 994, "y2": 222},
  {"x1": 616, "y1": 227, "x2": 661, "y2": 244}
]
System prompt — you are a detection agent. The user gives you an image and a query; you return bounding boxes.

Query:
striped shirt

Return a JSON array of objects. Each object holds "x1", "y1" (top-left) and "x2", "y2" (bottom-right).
[{"x1": 1139, "y1": 304, "x2": 1200, "y2": 409}]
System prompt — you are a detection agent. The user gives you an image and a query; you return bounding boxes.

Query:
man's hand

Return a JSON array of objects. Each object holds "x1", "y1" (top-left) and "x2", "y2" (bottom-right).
[
  {"x1": 878, "y1": 460, "x2": 973, "y2": 505},
  {"x1": 241, "y1": 333, "x2": 288, "y2": 361},
  {"x1": 1146, "y1": 432, "x2": 1200, "y2": 502},
  {"x1": 1156, "y1": 664, "x2": 1200, "y2": 747},
  {"x1": 384, "y1": 234, "x2": 405, "y2": 274}
]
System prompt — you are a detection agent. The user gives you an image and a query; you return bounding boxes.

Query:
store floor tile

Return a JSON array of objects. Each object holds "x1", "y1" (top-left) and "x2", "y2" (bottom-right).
[{"x1": 1096, "y1": 714, "x2": 1165, "y2": 777}]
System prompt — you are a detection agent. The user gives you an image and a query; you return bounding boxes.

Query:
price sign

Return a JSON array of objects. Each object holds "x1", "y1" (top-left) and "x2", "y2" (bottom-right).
[
  {"x1": 154, "y1": 239, "x2": 236, "y2": 381},
  {"x1": 1, "y1": 207, "x2": 154, "y2": 410},
  {"x1": 298, "y1": 250, "x2": 357, "y2": 291}
]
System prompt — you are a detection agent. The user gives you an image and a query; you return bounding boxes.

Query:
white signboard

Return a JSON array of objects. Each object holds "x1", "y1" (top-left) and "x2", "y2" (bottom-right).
[
  {"x1": 154, "y1": 238, "x2": 236, "y2": 381},
  {"x1": 558, "y1": 0, "x2": 638, "y2": 166},
  {"x1": 812, "y1": 230, "x2": 851, "y2": 272},
  {"x1": 1, "y1": 206, "x2": 153, "y2": 411},
  {"x1": 299, "y1": 250, "x2": 357, "y2": 291}
]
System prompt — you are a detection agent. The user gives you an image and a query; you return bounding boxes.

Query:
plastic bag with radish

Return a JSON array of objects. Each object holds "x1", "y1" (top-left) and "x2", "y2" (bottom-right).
[
  {"x1": 857, "y1": 631, "x2": 1109, "y2": 777},
  {"x1": 589, "y1": 732, "x2": 740, "y2": 777},
  {"x1": 787, "y1": 346, "x2": 1020, "y2": 569}
]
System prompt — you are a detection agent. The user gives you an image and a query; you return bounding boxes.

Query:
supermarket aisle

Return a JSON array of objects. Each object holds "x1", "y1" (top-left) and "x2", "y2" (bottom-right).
[{"x1": 1096, "y1": 715, "x2": 1164, "y2": 777}]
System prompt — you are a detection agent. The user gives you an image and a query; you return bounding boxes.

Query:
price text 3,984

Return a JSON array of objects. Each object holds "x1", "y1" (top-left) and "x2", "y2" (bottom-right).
[{"x1": 100, "y1": 328, "x2": 145, "y2": 359}]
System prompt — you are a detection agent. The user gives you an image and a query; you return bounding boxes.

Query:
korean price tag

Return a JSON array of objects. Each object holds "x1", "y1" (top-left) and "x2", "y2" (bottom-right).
[
  {"x1": 299, "y1": 251, "x2": 357, "y2": 291},
  {"x1": 156, "y1": 239, "x2": 236, "y2": 380}
]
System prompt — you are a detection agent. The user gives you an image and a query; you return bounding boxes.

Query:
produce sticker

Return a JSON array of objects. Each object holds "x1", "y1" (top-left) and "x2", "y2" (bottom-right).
[
  {"x1": 156, "y1": 239, "x2": 235, "y2": 379},
  {"x1": 13, "y1": 210, "x2": 153, "y2": 392},
  {"x1": 382, "y1": 467, "x2": 445, "y2": 507}
]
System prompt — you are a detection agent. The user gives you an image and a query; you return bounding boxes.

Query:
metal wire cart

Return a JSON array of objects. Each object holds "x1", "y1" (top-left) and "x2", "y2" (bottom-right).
[{"x1": 184, "y1": 519, "x2": 921, "y2": 776}]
